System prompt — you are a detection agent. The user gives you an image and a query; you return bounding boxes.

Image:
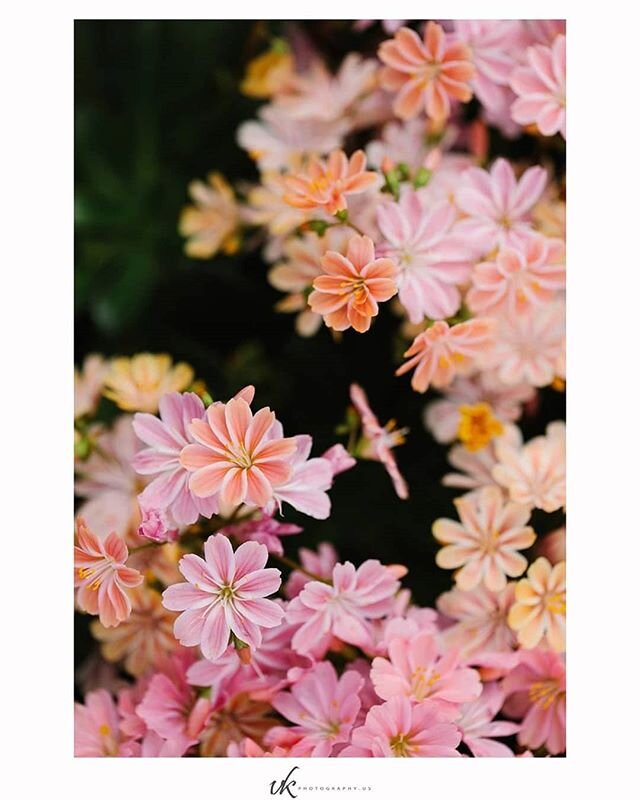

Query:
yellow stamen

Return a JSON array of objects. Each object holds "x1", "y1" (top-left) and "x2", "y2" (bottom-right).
[{"x1": 528, "y1": 680, "x2": 559, "y2": 710}]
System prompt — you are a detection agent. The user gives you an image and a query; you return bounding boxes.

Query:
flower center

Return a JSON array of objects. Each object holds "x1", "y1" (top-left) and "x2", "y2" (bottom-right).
[
  {"x1": 528, "y1": 679, "x2": 561, "y2": 710},
  {"x1": 545, "y1": 591, "x2": 566, "y2": 615},
  {"x1": 389, "y1": 733, "x2": 414, "y2": 757},
  {"x1": 410, "y1": 666, "x2": 440, "y2": 700},
  {"x1": 226, "y1": 442, "x2": 254, "y2": 469},
  {"x1": 457, "y1": 402, "x2": 504, "y2": 452},
  {"x1": 220, "y1": 585, "x2": 236, "y2": 602}
]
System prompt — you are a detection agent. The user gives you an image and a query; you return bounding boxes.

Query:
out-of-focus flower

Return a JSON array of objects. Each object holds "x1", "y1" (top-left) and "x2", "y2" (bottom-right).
[
  {"x1": 371, "y1": 631, "x2": 481, "y2": 703},
  {"x1": 199, "y1": 692, "x2": 276, "y2": 756},
  {"x1": 271, "y1": 662, "x2": 363, "y2": 756},
  {"x1": 377, "y1": 191, "x2": 472, "y2": 322},
  {"x1": 455, "y1": 158, "x2": 547, "y2": 252},
  {"x1": 366, "y1": 118, "x2": 431, "y2": 172},
  {"x1": 178, "y1": 173, "x2": 241, "y2": 258},
  {"x1": 457, "y1": 402, "x2": 504, "y2": 452},
  {"x1": 524, "y1": 20, "x2": 565, "y2": 47},
  {"x1": 75, "y1": 355, "x2": 108, "y2": 418},
  {"x1": 492, "y1": 421, "x2": 565, "y2": 512},
  {"x1": 309, "y1": 234, "x2": 397, "y2": 333},
  {"x1": 396, "y1": 318, "x2": 495, "y2": 394},
  {"x1": 240, "y1": 47, "x2": 295, "y2": 98},
  {"x1": 322, "y1": 444, "x2": 357, "y2": 477},
  {"x1": 443, "y1": 423, "x2": 523, "y2": 491},
  {"x1": 90, "y1": 585, "x2": 179, "y2": 676},
  {"x1": 349, "y1": 383, "x2": 408, "y2": 499},
  {"x1": 243, "y1": 172, "x2": 312, "y2": 242},
  {"x1": 433, "y1": 486, "x2": 535, "y2": 591},
  {"x1": 75, "y1": 689, "x2": 137, "y2": 757},
  {"x1": 103, "y1": 354, "x2": 193, "y2": 414},
  {"x1": 508, "y1": 557, "x2": 565, "y2": 651},
  {"x1": 437, "y1": 583, "x2": 517, "y2": 656},
  {"x1": 74, "y1": 518, "x2": 143, "y2": 627},
  {"x1": 284, "y1": 542, "x2": 339, "y2": 599},
  {"x1": 219, "y1": 511, "x2": 302, "y2": 557},
  {"x1": 537, "y1": 526, "x2": 565, "y2": 564},
  {"x1": 162, "y1": 534, "x2": 284, "y2": 661},
  {"x1": 137, "y1": 503, "x2": 180, "y2": 544},
  {"x1": 343, "y1": 696, "x2": 461, "y2": 757},
  {"x1": 511, "y1": 35, "x2": 566, "y2": 138},
  {"x1": 467, "y1": 235, "x2": 565, "y2": 317},
  {"x1": 283, "y1": 149, "x2": 379, "y2": 214},
  {"x1": 456, "y1": 682, "x2": 519, "y2": 757},
  {"x1": 379, "y1": 23, "x2": 475, "y2": 121},
  {"x1": 180, "y1": 395, "x2": 297, "y2": 509}
]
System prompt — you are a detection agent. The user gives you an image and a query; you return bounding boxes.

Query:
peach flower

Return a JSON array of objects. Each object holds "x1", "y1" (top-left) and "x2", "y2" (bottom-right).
[
  {"x1": 178, "y1": 172, "x2": 240, "y2": 258},
  {"x1": 103, "y1": 353, "x2": 193, "y2": 413},
  {"x1": 508, "y1": 558, "x2": 566, "y2": 652}
]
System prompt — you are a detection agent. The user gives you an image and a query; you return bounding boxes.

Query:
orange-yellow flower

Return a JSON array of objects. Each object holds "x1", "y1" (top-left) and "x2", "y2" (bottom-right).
[
  {"x1": 240, "y1": 48, "x2": 294, "y2": 98},
  {"x1": 508, "y1": 557, "x2": 566, "y2": 652},
  {"x1": 179, "y1": 172, "x2": 240, "y2": 259},
  {"x1": 103, "y1": 353, "x2": 193, "y2": 413}
]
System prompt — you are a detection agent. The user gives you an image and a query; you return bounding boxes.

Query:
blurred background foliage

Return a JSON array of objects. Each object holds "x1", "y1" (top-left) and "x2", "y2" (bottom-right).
[{"x1": 75, "y1": 20, "x2": 565, "y2": 607}]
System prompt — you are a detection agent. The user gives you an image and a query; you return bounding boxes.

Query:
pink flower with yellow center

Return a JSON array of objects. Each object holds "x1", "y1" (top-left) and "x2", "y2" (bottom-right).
[
  {"x1": 508, "y1": 557, "x2": 566, "y2": 652},
  {"x1": 308, "y1": 234, "x2": 398, "y2": 333},
  {"x1": 433, "y1": 486, "x2": 536, "y2": 591},
  {"x1": 75, "y1": 689, "x2": 138, "y2": 757},
  {"x1": 378, "y1": 23, "x2": 475, "y2": 121}
]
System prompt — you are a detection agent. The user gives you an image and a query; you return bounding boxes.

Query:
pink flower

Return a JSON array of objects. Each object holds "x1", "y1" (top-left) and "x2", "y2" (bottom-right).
[
  {"x1": 283, "y1": 149, "x2": 379, "y2": 214},
  {"x1": 75, "y1": 689, "x2": 137, "y2": 757},
  {"x1": 467, "y1": 235, "x2": 565, "y2": 317},
  {"x1": 321, "y1": 444, "x2": 357, "y2": 476},
  {"x1": 219, "y1": 512, "x2": 302, "y2": 557},
  {"x1": 180, "y1": 395, "x2": 297, "y2": 509},
  {"x1": 309, "y1": 234, "x2": 398, "y2": 333},
  {"x1": 344, "y1": 696, "x2": 461, "y2": 757},
  {"x1": 162, "y1": 534, "x2": 284, "y2": 660},
  {"x1": 443, "y1": 423, "x2": 523, "y2": 491},
  {"x1": 366, "y1": 118, "x2": 432, "y2": 172},
  {"x1": 267, "y1": 434, "x2": 335, "y2": 519},
  {"x1": 502, "y1": 649, "x2": 566, "y2": 754},
  {"x1": 371, "y1": 631, "x2": 481, "y2": 705},
  {"x1": 349, "y1": 383, "x2": 408, "y2": 499},
  {"x1": 284, "y1": 542, "x2": 339, "y2": 599},
  {"x1": 287, "y1": 560, "x2": 401, "y2": 655},
  {"x1": 433, "y1": 486, "x2": 535, "y2": 591},
  {"x1": 137, "y1": 503, "x2": 179, "y2": 543},
  {"x1": 75, "y1": 354, "x2": 108, "y2": 418},
  {"x1": 133, "y1": 391, "x2": 224, "y2": 526},
  {"x1": 511, "y1": 35, "x2": 566, "y2": 138},
  {"x1": 379, "y1": 23, "x2": 475, "y2": 121},
  {"x1": 456, "y1": 682, "x2": 519, "y2": 757},
  {"x1": 271, "y1": 662, "x2": 364, "y2": 756},
  {"x1": 396, "y1": 318, "x2": 495, "y2": 394},
  {"x1": 455, "y1": 158, "x2": 547, "y2": 252},
  {"x1": 376, "y1": 191, "x2": 472, "y2": 322},
  {"x1": 74, "y1": 518, "x2": 143, "y2": 628},
  {"x1": 492, "y1": 421, "x2": 565, "y2": 512}
]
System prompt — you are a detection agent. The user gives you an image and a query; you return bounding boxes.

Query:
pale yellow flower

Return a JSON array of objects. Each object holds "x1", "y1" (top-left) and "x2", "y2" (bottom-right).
[
  {"x1": 240, "y1": 48, "x2": 294, "y2": 98},
  {"x1": 179, "y1": 172, "x2": 240, "y2": 259},
  {"x1": 103, "y1": 353, "x2": 193, "y2": 412},
  {"x1": 508, "y1": 557, "x2": 565, "y2": 652}
]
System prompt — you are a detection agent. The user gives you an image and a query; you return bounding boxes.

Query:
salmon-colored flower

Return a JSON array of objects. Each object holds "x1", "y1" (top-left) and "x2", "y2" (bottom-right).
[
  {"x1": 103, "y1": 353, "x2": 194, "y2": 413},
  {"x1": 199, "y1": 692, "x2": 276, "y2": 757},
  {"x1": 178, "y1": 172, "x2": 241, "y2": 259},
  {"x1": 508, "y1": 557, "x2": 566, "y2": 652},
  {"x1": 74, "y1": 518, "x2": 143, "y2": 628},
  {"x1": 433, "y1": 486, "x2": 536, "y2": 591},
  {"x1": 308, "y1": 234, "x2": 398, "y2": 333},
  {"x1": 283, "y1": 149, "x2": 379, "y2": 214},
  {"x1": 378, "y1": 23, "x2": 475, "y2": 121},
  {"x1": 396, "y1": 318, "x2": 495, "y2": 393}
]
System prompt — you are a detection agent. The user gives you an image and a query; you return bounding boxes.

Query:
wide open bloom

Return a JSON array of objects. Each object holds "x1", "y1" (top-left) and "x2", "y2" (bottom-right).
[
  {"x1": 344, "y1": 696, "x2": 461, "y2": 757},
  {"x1": 133, "y1": 391, "x2": 223, "y2": 526},
  {"x1": 370, "y1": 631, "x2": 481, "y2": 704},
  {"x1": 433, "y1": 486, "x2": 535, "y2": 591},
  {"x1": 74, "y1": 518, "x2": 143, "y2": 628},
  {"x1": 103, "y1": 353, "x2": 194, "y2": 413},
  {"x1": 75, "y1": 689, "x2": 137, "y2": 757},
  {"x1": 180, "y1": 395, "x2": 297, "y2": 509},
  {"x1": 511, "y1": 35, "x2": 566, "y2": 138},
  {"x1": 376, "y1": 191, "x2": 472, "y2": 322},
  {"x1": 350, "y1": 383, "x2": 408, "y2": 499},
  {"x1": 467, "y1": 235, "x2": 565, "y2": 317},
  {"x1": 492, "y1": 421, "x2": 565, "y2": 512},
  {"x1": 178, "y1": 172, "x2": 241, "y2": 258},
  {"x1": 162, "y1": 534, "x2": 284, "y2": 660},
  {"x1": 308, "y1": 234, "x2": 397, "y2": 333},
  {"x1": 455, "y1": 158, "x2": 547, "y2": 252},
  {"x1": 271, "y1": 662, "x2": 364, "y2": 756},
  {"x1": 396, "y1": 318, "x2": 495, "y2": 394},
  {"x1": 456, "y1": 682, "x2": 520, "y2": 757},
  {"x1": 283, "y1": 149, "x2": 379, "y2": 214},
  {"x1": 508, "y1": 557, "x2": 566, "y2": 652},
  {"x1": 378, "y1": 23, "x2": 475, "y2": 121},
  {"x1": 287, "y1": 560, "x2": 401, "y2": 655}
]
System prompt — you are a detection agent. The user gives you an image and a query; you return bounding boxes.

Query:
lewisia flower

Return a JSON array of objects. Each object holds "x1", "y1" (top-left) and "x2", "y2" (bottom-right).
[
  {"x1": 456, "y1": 682, "x2": 520, "y2": 757},
  {"x1": 443, "y1": 423, "x2": 523, "y2": 492},
  {"x1": 376, "y1": 191, "x2": 472, "y2": 322},
  {"x1": 508, "y1": 557, "x2": 566, "y2": 651},
  {"x1": 396, "y1": 318, "x2": 495, "y2": 393},
  {"x1": 243, "y1": 172, "x2": 311, "y2": 239},
  {"x1": 103, "y1": 353, "x2": 194, "y2": 413},
  {"x1": 284, "y1": 542, "x2": 339, "y2": 599},
  {"x1": 271, "y1": 662, "x2": 364, "y2": 756},
  {"x1": 344, "y1": 696, "x2": 461, "y2": 757},
  {"x1": 219, "y1": 512, "x2": 302, "y2": 557},
  {"x1": 74, "y1": 518, "x2": 143, "y2": 628},
  {"x1": 75, "y1": 689, "x2": 137, "y2": 757},
  {"x1": 370, "y1": 631, "x2": 482, "y2": 704},
  {"x1": 178, "y1": 172, "x2": 241, "y2": 258},
  {"x1": 240, "y1": 47, "x2": 295, "y2": 99},
  {"x1": 467, "y1": 235, "x2": 566, "y2": 317},
  {"x1": 433, "y1": 486, "x2": 536, "y2": 591},
  {"x1": 267, "y1": 433, "x2": 335, "y2": 519},
  {"x1": 349, "y1": 383, "x2": 408, "y2": 499},
  {"x1": 283, "y1": 149, "x2": 379, "y2": 214},
  {"x1": 308, "y1": 234, "x2": 398, "y2": 333},
  {"x1": 492, "y1": 421, "x2": 565, "y2": 512},
  {"x1": 287, "y1": 560, "x2": 401, "y2": 655},
  {"x1": 180, "y1": 394, "x2": 297, "y2": 509},
  {"x1": 75, "y1": 354, "x2": 108, "y2": 418},
  {"x1": 162, "y1": 534, "x2": 284, "y2": 660},
  {"x1": 456, "y1": 402, "x2": 505, "y2": 452},
  {"x1": 511, "y1": 35, "x2": 566, "y2": 138},
  {"x1": 199, "y1": 692, "x2": 276, "y2": 757},
  {"x1": 378, "y1": 23, "x2": 475, "y2": 122},
  {"x1": 455, "y1": 158, "x2": 547, "y2": 252}
]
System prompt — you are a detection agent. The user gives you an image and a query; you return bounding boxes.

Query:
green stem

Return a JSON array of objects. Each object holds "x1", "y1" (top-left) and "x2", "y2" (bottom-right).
[{"x1": 270, "y1": 553, "x2": 330, "y2": 584}]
